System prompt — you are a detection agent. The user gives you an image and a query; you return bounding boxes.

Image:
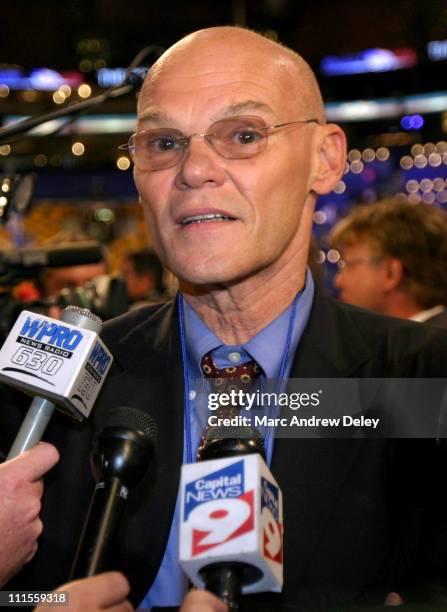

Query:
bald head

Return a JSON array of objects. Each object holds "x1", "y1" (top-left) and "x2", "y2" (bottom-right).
[
  {"x1": 139, "y1": 26, "x2": 325, "y2": 123},
  {"x1": 133, "y1": 24, "x2": 346, "y2": 298}
]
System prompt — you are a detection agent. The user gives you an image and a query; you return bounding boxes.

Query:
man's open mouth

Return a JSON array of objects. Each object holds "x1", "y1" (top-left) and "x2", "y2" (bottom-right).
[{"x1": 181, "y1": 213, "x2": 236, "y2": 226}]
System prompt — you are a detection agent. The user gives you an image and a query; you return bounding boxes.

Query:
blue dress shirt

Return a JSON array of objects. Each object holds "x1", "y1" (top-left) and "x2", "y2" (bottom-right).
[{"x1": 139, "y1": 270, "x2": 315, "y2": 610}]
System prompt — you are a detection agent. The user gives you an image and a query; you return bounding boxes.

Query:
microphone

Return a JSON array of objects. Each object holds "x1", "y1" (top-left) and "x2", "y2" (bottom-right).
[
  {"x1": 70, "y1": 406, "x2": 157, "y2": 578},
  {"x1": 179, "y1": 427, "x2": 283, "y2": 610},
  {"x1": 0, "y1": 242, "x2": 105, "y2": 275},
  {"x1": 0, "y1": 306, "x2": 112, "y2": 458}
]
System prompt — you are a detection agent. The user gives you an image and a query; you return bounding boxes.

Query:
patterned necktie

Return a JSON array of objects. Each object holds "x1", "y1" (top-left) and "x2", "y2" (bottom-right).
[{"x1": 197, "y1": 351, "x2": 262, "y2": 459}]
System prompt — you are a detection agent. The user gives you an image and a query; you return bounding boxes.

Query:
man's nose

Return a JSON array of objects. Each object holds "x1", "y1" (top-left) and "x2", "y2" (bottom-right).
[{"x1": 175, "y1": 136, "x2": 226, "y2": 189}]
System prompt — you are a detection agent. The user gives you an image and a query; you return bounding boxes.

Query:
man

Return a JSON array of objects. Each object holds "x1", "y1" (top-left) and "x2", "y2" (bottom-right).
[
  {"x1": 122, "y1": 248, "x2": 165, "y2": 308},
  {"x1": 332, "y1": 199, "x2": 447, "y2": 325},
  {"x1": 3, "y1": 26, "x2": 447, "y2": 610}
]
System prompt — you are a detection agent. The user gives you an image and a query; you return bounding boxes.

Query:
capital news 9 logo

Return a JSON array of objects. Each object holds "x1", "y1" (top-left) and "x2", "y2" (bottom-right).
[{"x1": 183, "y1": 460, "x2": 282, "y2": 562}]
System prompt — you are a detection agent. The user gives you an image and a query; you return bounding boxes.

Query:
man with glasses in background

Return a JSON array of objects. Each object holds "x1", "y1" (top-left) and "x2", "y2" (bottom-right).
[
  {"x1": 4, "y1": 26, "x2": 447, "y2": 611},
  {"x1": 332, "y1": 198, "x2": 447, "y2": 326}
]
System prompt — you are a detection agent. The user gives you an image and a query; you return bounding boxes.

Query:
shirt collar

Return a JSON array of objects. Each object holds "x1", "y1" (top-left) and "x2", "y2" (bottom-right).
[
  {"x1": 182, "y1": 268, "x2": 315, "y2": 379},
  {"x1": 410, "y1": 305, "x2": 445, "y2": 323}
]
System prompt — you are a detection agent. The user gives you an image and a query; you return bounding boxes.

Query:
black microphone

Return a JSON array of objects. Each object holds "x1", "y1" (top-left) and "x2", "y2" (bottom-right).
[
  {"x1": 180, "y1": 426, "x2": 283, "y2": 611},
  {"x1": 70, "y1": 406, "x2": 157, "y2": 578},
  {"x1": 200, "y1": 428, "x2": 265, "y2": 610}
]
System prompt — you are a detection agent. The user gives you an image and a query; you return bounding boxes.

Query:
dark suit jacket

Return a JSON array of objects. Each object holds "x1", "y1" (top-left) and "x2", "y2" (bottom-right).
[
  {"x1": 425, "y1": 308, "x2": 447, "y2": 329},
  {"x1": 3, "y1": 289, "x2": 447, "y2": 610}
]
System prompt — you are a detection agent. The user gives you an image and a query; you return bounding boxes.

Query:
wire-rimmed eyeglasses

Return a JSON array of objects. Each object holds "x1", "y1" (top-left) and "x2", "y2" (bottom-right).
[{"x1": 119, "y1": 115, "x2": 320, "y2": 171}]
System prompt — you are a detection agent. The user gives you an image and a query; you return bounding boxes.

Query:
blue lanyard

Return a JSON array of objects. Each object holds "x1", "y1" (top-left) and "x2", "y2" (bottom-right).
[
  {"x1": 178, "y1": 292, "x2": 298, "y2": 465},
  {"x1": 264, "y1": 294, "x2": 297, "y2": 464}
]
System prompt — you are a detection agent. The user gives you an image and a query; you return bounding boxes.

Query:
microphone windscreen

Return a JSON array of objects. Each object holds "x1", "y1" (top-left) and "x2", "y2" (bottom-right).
[
  {"x1": 96, "y1": 406, "x2": 158, "y2": 442},
  {"x1": 202, "y1": 426, "x2": 265, "y2": 461}
]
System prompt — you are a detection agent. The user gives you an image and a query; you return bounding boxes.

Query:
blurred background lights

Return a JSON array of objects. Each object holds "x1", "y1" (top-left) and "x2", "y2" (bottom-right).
[
  {"x1": 419, "y1": 178, "x2": 433, "y2": 192},
  {"x1": 411, "y1": 144, "x2": 424, "y2": 157},
  {"x1": 313, "y1": 210, "x2": 327, "y2": 225},
  {"x1": 422, "y1": 192, "x2": 436, "y2": 203},
  {"x1": 52, "y1": 90, "x2": 66, "y2": 104},
  {"x1": 362, "y1": 148, "x2": 375, "y2": 162},
  {"x1": 400, "y1": 155, "x2": 413, "y2": 169},
  {"x1": 34, "y1": 154, "x2": 47, "y2": 167},
  {"x1": 79, "y1": 59, "x2": 93, "y2": 72},
  {"x1": 376, "y1": 147, "x2": 390, "y2": 161},
  {"x1": 59, "y1": 84, "x2": 72, "y2": 97},
  {"x1": 408, "y1": 193, "x2": 422, "y2": 204},
  {"x1": 333, "y1": 180, "x2": 347, "y2": 194},
  {"x1": 94, "y1": 208, "x2": 115, "y2": 223},
  {"x1": 414, "y1": 154, "x2": 428, "y2": 168},
  {"x1": 71, "y1": 142, "x2": 85, "y2": 156},
  {"x1": 116, "y1": 156, "x2": 131, "y2": 170},
  {"x1": 327, "y1": 249, "x2": 341, "y2": 264},
  {"x1": 350, "y1": 160, "x2": 364, "y2": 174},
  {"x1": 77, "y1": 84, "x2": 92, "y2": 98},
  {"x1": 0, "y1": 145, "x2": 11, "y2": 156},
  {"x1": 0, "y1": 84, "x2": 10, "y2": 97},
  {"x1": 315, "y1": 249, "x2": 326, "y2": 264},
  {"x1": 400, "y1": 114, "x2": 424, "y2": 130},
  {"x1": 348, "y1": 149, "x2": 361, "y2": 162},
  {"x1": 428, "y1": 152, "x2": 442, "y2": 167},
  {"x1": 405, "y1": 179, "x2": 419, "y2": 193},
  {"x1": 433, "y1": 177, "x2": 446, "y2": 191},
  {"x1": 94, "y1": 59, "x2": 107, "y2": 70}
]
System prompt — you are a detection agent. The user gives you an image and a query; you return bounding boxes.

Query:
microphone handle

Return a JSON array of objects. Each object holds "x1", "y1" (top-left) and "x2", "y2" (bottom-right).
[
  {"x1": 7, "y1": 397, "x2": 55, "y2": 459},
  {"x1": 70, "y1": 477, "x2": 128, "y2": 579},
  {"x1": 201, "y1": 563, "x2": 244, "y2": 611}
]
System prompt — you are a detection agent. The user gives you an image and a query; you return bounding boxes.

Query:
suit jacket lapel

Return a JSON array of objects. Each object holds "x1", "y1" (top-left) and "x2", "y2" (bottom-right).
[
  {"x1": 291, "y1": 285, "x2": 372, "y2": 379},
  {"x1": 272, "y1": 289, "x2": 374, "y2": 591}
]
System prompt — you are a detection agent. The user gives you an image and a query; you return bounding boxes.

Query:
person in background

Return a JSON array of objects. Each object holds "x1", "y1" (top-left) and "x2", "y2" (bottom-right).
[
  {"x1": 332, "y1": 198, "x2": 447, "y2": 325},
  {"x1": 38, "y1": 255, "x2": 108, "y2": 300},
  {"x1": 122, "y1": 248, "x2": 166, "y2": 309}
]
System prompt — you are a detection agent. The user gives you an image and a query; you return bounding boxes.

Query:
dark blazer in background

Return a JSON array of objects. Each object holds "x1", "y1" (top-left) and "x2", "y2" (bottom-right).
[
  {"x1": 2, "y1": 288, "x2": 447, "y2": 611},
  {"x1": 425, "y1": 307, "x2": 447, "y2": 328}
]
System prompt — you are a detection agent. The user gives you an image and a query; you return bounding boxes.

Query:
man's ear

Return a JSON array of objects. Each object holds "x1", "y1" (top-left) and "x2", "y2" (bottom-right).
[
  {"x1": 383, "y1": 258, "x2": 404, "y2": 291},
  {"x1": 311, "y1": 124, "x2": 347, "y2": 195}
]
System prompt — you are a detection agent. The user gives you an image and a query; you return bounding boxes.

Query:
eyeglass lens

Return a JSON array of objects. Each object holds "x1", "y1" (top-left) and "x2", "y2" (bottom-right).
[{"x1": 129, "y1": 116, "x2": 269, "y2": 170}]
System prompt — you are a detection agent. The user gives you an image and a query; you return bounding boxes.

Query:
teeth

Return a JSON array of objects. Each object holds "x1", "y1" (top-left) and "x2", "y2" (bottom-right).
[{"x1": 182, "y1": 213, "x2": 234, "y2": 226}]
